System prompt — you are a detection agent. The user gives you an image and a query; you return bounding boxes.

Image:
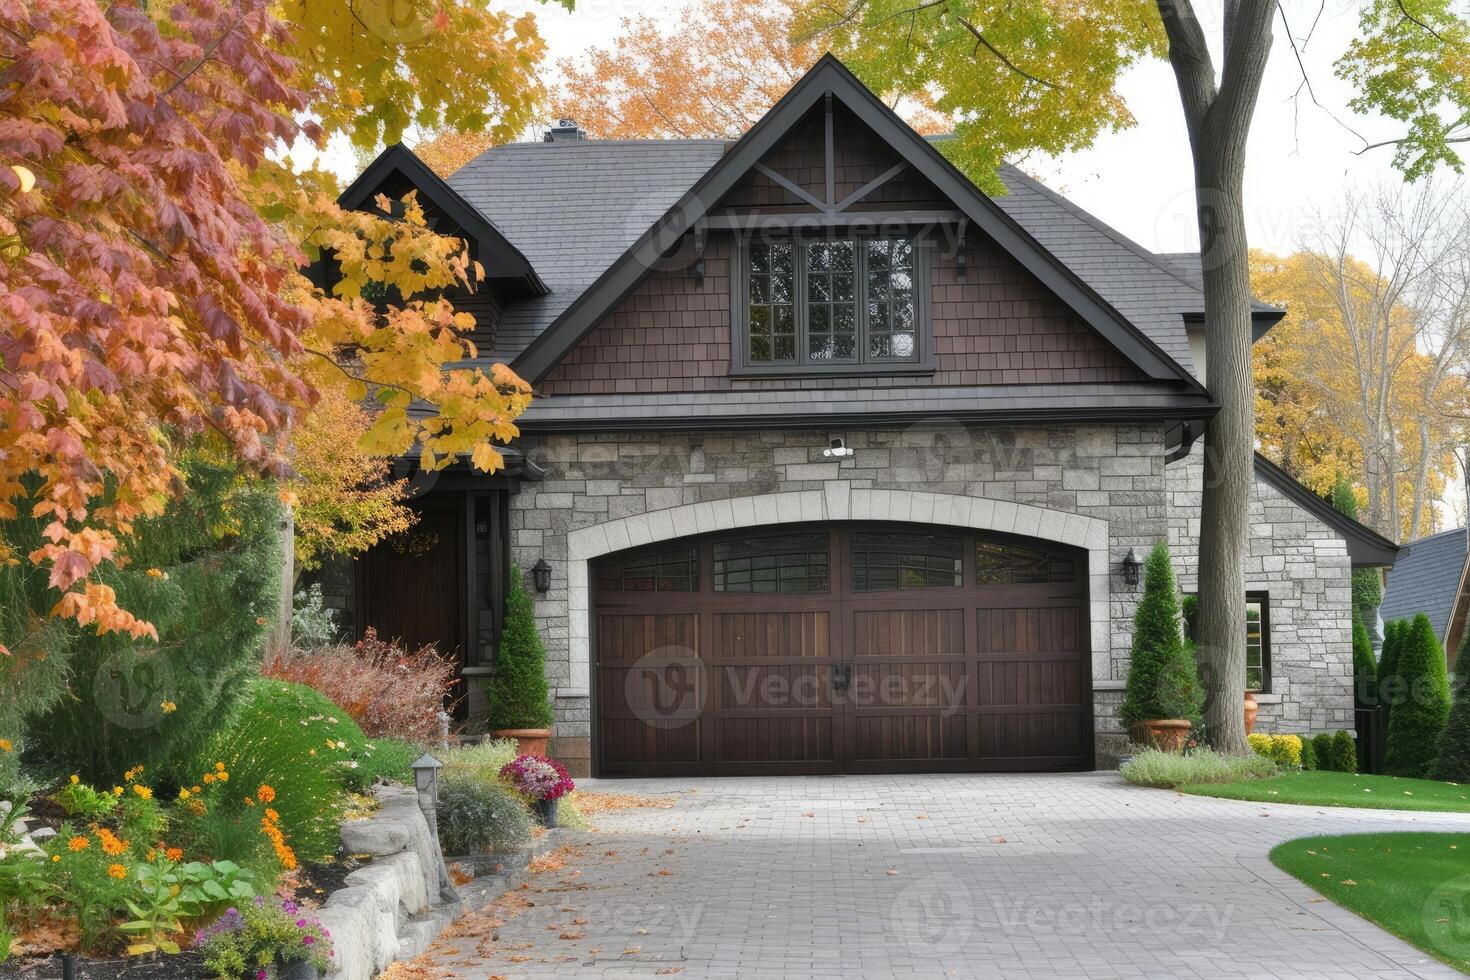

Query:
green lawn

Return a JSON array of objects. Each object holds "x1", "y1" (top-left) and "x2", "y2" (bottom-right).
[
  {"x1": 1271, "y1": 833, "x2": 1470, "y2": 972},
  {"x1": 1180, "y1": 770, "x2": 1470, "y2": 812}
]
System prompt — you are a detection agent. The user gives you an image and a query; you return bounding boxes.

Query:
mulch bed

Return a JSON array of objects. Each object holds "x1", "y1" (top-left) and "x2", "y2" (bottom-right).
[
  {"x1": 0, "y1": 950, "x2": 213, "y2": 979},
  {"x1": 289, "y1": 854, "x2": 370, "y2": 904}
]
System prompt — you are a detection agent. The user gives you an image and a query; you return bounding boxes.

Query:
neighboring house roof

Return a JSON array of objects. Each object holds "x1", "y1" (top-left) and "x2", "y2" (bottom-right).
[
  {"x1": 1380, "y1": 526, "x2": 1469, "y2": 641},
  {"x1": 1157, "y1": 251, "x2": 1286, "y2": 327},
  {"x1": 1251, "y1": 455, "x2": 1403, "y2": 568}
]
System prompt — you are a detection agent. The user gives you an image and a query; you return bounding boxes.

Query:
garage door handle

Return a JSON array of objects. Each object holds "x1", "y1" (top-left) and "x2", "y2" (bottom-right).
[{"x1": 830, "y1": 664, "x2": 852, "y2": 691}]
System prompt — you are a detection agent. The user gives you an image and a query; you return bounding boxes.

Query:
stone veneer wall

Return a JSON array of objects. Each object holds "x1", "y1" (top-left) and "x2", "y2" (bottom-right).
[
  {"x1": 508, "y1": 423, "x2": 1170, "y2": 775},
  {"x1": 1163, "y1": 443, "x2": 1354, "y2": 735}
]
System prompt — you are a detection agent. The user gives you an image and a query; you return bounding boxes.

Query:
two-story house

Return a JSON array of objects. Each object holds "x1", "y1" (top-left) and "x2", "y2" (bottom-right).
[{"x1": 314, "y1": 55, "x2": 1400, "y2": 778}]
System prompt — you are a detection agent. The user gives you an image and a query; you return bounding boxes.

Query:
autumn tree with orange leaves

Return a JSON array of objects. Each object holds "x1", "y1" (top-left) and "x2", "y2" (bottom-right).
[
  {"x1": 416, "y1": 0, "x2": 943, "y2": 178},
  {"x1": 0, "y1": 0, "x2": 535, "y2": 644}
]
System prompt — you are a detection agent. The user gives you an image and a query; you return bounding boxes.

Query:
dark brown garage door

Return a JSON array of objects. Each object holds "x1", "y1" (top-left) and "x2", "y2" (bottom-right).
[{"x1": 593, "y1": 522, "x2": 1091, "y2": 776}]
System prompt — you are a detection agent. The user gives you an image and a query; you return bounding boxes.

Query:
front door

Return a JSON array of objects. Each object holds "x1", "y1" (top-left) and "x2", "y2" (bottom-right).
[
  {"x1": 593, "y1": 522, "x2": 1091, "y2": 776},
  {"x1": 359, "y1": 499, "x2": 465, "y2": 675}
]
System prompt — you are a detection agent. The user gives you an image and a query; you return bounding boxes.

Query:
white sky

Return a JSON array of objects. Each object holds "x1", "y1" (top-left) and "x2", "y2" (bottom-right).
[{"x1": 311, "y1": 0, "x2": 1469, "y2": 530}]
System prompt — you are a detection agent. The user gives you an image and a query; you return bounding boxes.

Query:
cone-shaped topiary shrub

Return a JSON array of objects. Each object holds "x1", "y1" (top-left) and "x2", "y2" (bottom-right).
[
  {"x1": 1330, "y1": 729, "x2": 1358, "y2": 773},
  {"x1": 1352, "y1": 613, "x2": 1377, "y2": 709},
  {"x1": 1432, "y1": 630, "x2": 1470, "y2": 781},
  {"x1": 1299, "y1": 736, "x2": 1317, "y2": 770},
  {"x1": 1383, "y1": 613, "x2": 1450, "y2": 777},
  {"x1": 1378, "y1": 618, "x2": 1408, "y2": 712},
  {"x1": 484, "y1": 569, "x2": 553, "y2": 730},
  {"x1": 1119, "y1": 541, "x2": 1202, "y2": 730},
  {"x1": 1311, "y1": 732, "x2": 1336, "y2": 770}
]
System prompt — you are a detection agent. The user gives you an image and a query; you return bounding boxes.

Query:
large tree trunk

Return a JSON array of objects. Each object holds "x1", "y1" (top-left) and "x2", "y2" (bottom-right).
[
  {"x1": 1159, "y1": 0, "x2": 1274, "y2": 756},
  {"x1": 1194, "y1": 158, "x2": 1254, "y2": 755}
]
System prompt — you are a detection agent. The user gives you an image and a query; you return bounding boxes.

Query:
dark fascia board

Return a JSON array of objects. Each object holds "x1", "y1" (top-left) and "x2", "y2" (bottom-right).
[
  {"x1": 512, "y1": 54, "x2": 1206, "y2": 392},
  {"x1": 338, "y1": 143, "x2": 547, "y2": 295},
  {"x1": 516, "y1": 400, "x2": 1221, "y2": 434},
  {"x1": 1183, "y1": 309, "x2": 1287, "y2": 342},
  {"x1": 1253, "y1": 452, "x2": 1403, "y2": 567}
]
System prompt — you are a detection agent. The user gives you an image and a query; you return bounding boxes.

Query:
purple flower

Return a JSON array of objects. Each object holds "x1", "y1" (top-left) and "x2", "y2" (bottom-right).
[
  {"x1": 257, "y1": 972, "x2": 267, "y2": 980},
  {"x1": 297, "y1": 919, "x2": 308, "y2": 927},
  {"x1": 303, "y1": 935, "x2": 315, "y2": 946}
]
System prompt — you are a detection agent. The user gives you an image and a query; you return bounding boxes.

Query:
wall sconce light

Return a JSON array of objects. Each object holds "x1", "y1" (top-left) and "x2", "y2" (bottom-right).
[
  {"x1": 532, "y1": 558, "x2": 552, "y2": 594},
  {"x1": 1121, "y1": 548, "x2": 1141, "y2": 587},
  {"x1": 474, "y1": 515, "x2": 491, "y2": 539}
]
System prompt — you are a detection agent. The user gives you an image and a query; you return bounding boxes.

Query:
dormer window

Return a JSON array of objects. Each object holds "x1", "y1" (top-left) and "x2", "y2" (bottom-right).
[{"x1": 734, "y1": 235, "x2": 930, "y2": 375}]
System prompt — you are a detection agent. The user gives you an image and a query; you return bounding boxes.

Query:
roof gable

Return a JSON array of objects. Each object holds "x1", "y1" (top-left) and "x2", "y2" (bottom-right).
[
  {"x1": 336, "y1": 143, "x2": 546, "y2": 295},
  {"x1": 510, "y1": 54, "x2": 1206, "y2": 391}
]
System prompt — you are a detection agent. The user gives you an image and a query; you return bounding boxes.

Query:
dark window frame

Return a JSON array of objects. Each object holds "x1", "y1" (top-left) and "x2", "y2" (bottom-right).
[
  {"x1": 1183, "y1": 590, "x2": 1272, "y2": 694},
  {"x1": 730, "y1": 234, "x2": 934, "y2": 377}
]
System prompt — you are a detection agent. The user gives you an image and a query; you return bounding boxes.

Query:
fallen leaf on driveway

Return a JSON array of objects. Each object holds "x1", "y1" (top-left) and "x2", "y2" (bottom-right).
[
  {"x1": 885, "y1": 868, "x2": 898, "y2": 876},
  {"x1": 624, "y1": 946, "x2": 642, "y2": 955},
  {"x1": 559, "y1": 932, "x2": 584, "y2": 940},
  {"x1": 655, "y1": 969, "x2": 684, "y2": 975}
]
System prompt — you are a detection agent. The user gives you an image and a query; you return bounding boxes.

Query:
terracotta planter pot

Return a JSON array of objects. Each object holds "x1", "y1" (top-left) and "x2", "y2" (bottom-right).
[
  {"x1": 492, "y1": 728, "x2": 551, "y2": 757},
  {"x1": 1243, "y1": 691, "x2": 1260, "y2": 735},
  {"x1": 1130, "y1": 719, "x2": 1192, "y2": 753}
]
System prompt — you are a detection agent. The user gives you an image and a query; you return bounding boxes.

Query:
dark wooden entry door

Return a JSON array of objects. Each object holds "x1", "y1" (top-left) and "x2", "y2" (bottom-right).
[
  {"x1": 593, "y1": 522, "x2": 1090, "y2": 776},
  {"x1": 360, "y1": 501, "x2": 464, "y2": 666}
]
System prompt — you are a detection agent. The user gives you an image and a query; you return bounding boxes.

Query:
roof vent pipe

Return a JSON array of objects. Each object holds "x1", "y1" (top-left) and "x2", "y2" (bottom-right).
[{"x1": 544, "y1": 119, "x2": 585, "y2": 142}]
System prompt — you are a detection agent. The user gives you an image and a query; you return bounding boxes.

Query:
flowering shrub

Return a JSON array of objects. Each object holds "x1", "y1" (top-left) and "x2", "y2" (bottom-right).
[
  {"x1": 8, "y1": 769, "x2": 261, "y2": 954},
  {"x1": 498, "y1": 755, "x2": 574, "y2": 802},
  {"x1": 191, "y1": 679, "x2": 360, "y2": 861},
  {"x1": 195, "y1": 896, "x2": 332, "y2": 979},
  {"x1": 1248, "y1": 733, "x2": 1304, "y2": 768},
  {"x1": 262, "y1": 628, "x2": 456, "y2": 740}
]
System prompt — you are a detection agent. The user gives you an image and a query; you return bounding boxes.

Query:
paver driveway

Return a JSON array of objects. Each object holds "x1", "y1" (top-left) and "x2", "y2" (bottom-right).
[{"x1": 417, "y1": 772, "x2": 1470, "y2": 978}]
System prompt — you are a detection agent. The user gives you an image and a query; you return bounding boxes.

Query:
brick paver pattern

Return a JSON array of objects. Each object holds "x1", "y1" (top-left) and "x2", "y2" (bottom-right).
[{"x1": 418, "y1": 772, "x2": 1470, "y2": 979}]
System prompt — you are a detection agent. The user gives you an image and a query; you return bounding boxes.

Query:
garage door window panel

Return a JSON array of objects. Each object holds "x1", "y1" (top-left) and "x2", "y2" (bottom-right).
[
  {"x1": 851, "y1": 530, "x2": 963, "y2": 591},
  {"x1": 713, "y1": 533, "x2": 830, "y2": 593},
  {"x1": 597, "y1": 546, "x2": 700, "y2": 592},
  {"x1": 975, "y1": 541, "x2": 1076, "y2": 586}
]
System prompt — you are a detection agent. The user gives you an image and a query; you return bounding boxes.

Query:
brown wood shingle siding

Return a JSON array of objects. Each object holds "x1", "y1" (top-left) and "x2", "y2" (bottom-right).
[{"x1": 536, "y1": 234, "x2": 1141, "y2": 396}]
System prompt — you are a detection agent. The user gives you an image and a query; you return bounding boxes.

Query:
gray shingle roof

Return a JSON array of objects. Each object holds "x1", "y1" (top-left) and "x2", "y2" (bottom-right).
[
  {"x1": 1156, "y1": 251, "x2": 1282, "y2": 315},
  {"x1": 1380, "y1": 526, "x2": 1468, "y2": 640},
  {"x1": 447, "y1": 139, "x2": 727, "y2": 358},
  {"x1": 446, "y1": 139, "x2": 1220, "y2": 376}
]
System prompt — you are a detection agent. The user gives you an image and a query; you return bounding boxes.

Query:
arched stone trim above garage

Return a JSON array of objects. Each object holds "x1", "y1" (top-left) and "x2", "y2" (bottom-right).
[{"x1": 561, "y1": 484, "x2": 1111, "y2": 697}]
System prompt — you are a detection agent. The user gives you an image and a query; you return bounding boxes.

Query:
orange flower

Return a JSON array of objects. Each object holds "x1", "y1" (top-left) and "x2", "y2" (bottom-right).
[
  {"x1": 107, "y1": 863, "x2": 127, "y2": 880},
  {"x1": 177, "y1": 788, "x2": 191, "y2": 801},
  {"x1": 214, "y1": 762, "x2": 225, "y2": 772},
  {"x1": 203, "y1": 773, "x2": 216, "y2": 784},
  {"x1": 67, "y1": 835, "x2": 89, "y2": 852},
  {"x1": 264, "y1": 808, "x2": 280, "y2": 822},
  {"x1": 51, "y1": 854, "x2": 60, "y2": 863},
  {"x1": 0, "y1": 739, "x2": 12, "y2": 753},
  {"x1": 98, "y1": 828, "x2": 129, "y2": 856},
  {"x1": 132, "y1": 785, "x2": 152, "y2": 800},
  {"x1": 166, "y1": 848, "x2": 183, "y2": 862},
  {"x1": 257, "y1": 785, "x2": 276, "y2": 804},
  {"x1": 243, "y1": 797, "x2": 255, "y2": 807}
]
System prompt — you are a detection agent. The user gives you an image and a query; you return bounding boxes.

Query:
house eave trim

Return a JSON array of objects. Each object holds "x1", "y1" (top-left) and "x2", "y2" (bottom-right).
[
  {"x1": 1252, "y1": 453, "x2": 1404, "y2": 567},
  {"x1": 516, "y1": 402, "x2": 1221, "y2": 434}
]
